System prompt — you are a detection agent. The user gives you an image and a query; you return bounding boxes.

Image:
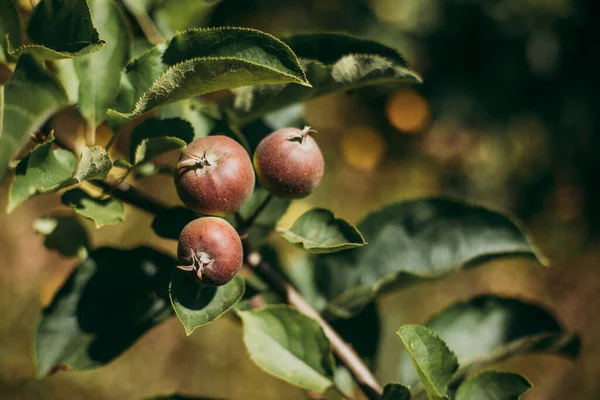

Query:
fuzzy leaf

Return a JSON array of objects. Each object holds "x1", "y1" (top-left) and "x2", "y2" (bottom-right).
[
  {"x1": 454, "y1": 371, "x2": 531, "y2": 400},
  {"x1": 0, "y1": 55, "x2": 68, "y2": 181},
  {"x1": 315, "y1": 197, "x2": 546, "y2": 317},
  {"x1": 279, "y1": 208, "x2": 365, "y2": 254},
  {"x1": 133, "y1": 27, "x2": 309, "y2": 114},
  {"x1": 75, "y1": 0, "x2": 132, "y2": 124},
  {"x1": 239, "y1": 305, "x2": 335, "y2": 393},
  {"x1": 72, "y1": 146, "x2": 112, "y2": 182},
  {"x1": 382, "y1": 383, "x2": 411, "y2": 400},
  {"x1": 7, "y1": 136, "x2": 77, "y2": 212},
  {"x1": 129, "y1": 118, "x2": 194, "y2": 165},
  {"x1": 228, "y1": 33, "x2": 421, "y2": 125},
  {"x1": 61, "y1": 188, "x2": 125, "y2": 227},
  {"x1": 35, "y1": 247, "x2": 174, "y2": 377},
  {"x1": 398, "y1": 296, "x2": 580, "y2": 388},
  {"x1": 10, "y1": 0, "x2": 105, "y2": 60},
  {"x1": 0, "y1": 0, "x2": 21, "y2": 62},
  {"x1": 169, "y1": 269, "x2": 245, "y2": 335},
  {"x1": 397, "y1": 325, "x2": 458, "y2": 400}
]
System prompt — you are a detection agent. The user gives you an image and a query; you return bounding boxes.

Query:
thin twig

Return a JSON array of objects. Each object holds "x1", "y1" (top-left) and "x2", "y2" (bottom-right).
[
  {"x1": 238, "y1": 193, "x2": 273, "y2": 235},
  {"x1": 243, "y1": 248, "x2": 383, "y2": 400},
  {"x1": 120, "y1": 0, "x2": 165, "y2": 45},
  {"x1": 105, "y1": 132, "x2": 118, "y2": 151},
  {"x1": 50, "y1": 138, "x2": 382, "y2": 399},
  {"x1": 92, "y1": 179, "x2": 168, "y2": 215}
]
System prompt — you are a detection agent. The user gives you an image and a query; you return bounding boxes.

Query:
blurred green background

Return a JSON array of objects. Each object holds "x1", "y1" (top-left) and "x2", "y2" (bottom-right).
[{"x1": 1, "y1": 0, "x2": 599, "y2": 398}]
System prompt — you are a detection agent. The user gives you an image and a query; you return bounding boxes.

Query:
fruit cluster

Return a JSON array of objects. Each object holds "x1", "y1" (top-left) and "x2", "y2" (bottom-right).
[{"x1": 175, "y1": 127, "x2": 324, "y2": 286}]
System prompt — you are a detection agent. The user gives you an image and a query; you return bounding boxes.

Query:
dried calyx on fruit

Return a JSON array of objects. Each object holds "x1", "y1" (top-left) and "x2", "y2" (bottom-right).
[
  {"x1": 177, "y1": 217, "x2": 243, "y2": 286},
  {"x1": 253, "y1": 126, "x2": 325, "y2": 199},
  {"x1": 175, "y1": 135, "x2": 255, "y2": 216}
]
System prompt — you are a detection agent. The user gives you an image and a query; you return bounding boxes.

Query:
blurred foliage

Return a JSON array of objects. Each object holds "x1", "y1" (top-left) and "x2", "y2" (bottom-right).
[{"x1": 0, "y1": 0, "x2": 598, "y2": 399}]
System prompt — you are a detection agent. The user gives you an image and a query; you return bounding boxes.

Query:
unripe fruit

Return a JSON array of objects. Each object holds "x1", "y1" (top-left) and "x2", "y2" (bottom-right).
[
  {"x1": 253, "y1": 126, "x2": 324, "y2": 199},
  {"x1": 177, "y1": 217, "x2": 243, "y2": 286},
  {"x1": 175, "y1": 135, "x2": 255, "y2": 216}
]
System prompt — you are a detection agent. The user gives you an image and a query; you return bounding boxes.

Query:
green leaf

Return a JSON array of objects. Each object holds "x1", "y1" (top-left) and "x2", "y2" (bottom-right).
[
  {"x1": 0, "y1": 0, "x2": 21, "y2": 62},
  {"x1": 398, "y1": 296, "x2": 579, "y2": 388},
  {"x1": 61, "y1": 188, "x2": 125, "y2": 227},
  {"x1": 228, "y1": 33, "x2": 421, "y2": 125},
  {"x1": 382, "y1": 383, "x2": 411, "y2": 400},
  {"x1": 74, "y1": 0, "x2": 132, "y2": 125},
  {"x1": 34, "y1": 215, "x2": 89, "y2": 258},
  {"x1": 315, "y1": 197, "x2": 546, "y2": 317},
  {"x1": 129, "y1": 118, "x2": 194, "y2": 165},
  {"x1": 10, "y1": 0, "x2": 105, "y2": 60},
  {"x1": 454, "y1": 371, "x2": 531, "y2": 400},
  {"x1": 279, "y1": 208, "x2": 365, "y2": 254},
  {"x1": 72, "y1": 145, "x2": 112, "y2": 182},
  {"x1": 238, "y1": 305, "x2": 335, "y2": 393},
  {"x1": 7, "y1": 136, "x2": 77, "y2": 212},
  {"x1": 133, "y1": 27, "x2": 310, "y2": 115},
  {"x1": 112, "y1": 45, "x2": 165, "y2": 115},
  {"x1": 0, "y1": 55, "x2": 68, "y2": 181},
  {"x1": 152, "y1": 206, "x2": 199, "y2": 240},
  {"x1": 35, "y1": 246, "x2": 174, "y2": 377},
  {"x1": 397, "y1": 325, "x2": 458, "y2": 400},
  {"x1": 169, "y1": 269, "x2": 245, "y2": 335}
]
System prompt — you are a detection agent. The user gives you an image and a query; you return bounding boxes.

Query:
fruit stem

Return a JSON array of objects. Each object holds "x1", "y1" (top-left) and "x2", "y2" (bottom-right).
[
  {"x1": 287, "y1": 126, "x2": 318, "y2": 145},
  {"x1": 238, "y1": 193, "x2": 273, "y2": 236},
  {"x1": 243, "y1": 246, "x2": 383, "y2": 400}
]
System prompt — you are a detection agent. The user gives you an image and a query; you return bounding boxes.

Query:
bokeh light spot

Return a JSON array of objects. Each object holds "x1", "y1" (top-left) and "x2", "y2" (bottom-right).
[
  {"x1": 386, "y1": 89, "x2": 430, "y2": 134},
  {"x1": 341, "y1": 125, "x2": 386, "y2": 171}
]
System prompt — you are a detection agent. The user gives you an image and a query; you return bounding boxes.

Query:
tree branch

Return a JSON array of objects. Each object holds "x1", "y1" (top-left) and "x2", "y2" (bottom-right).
[
  {"x1": 243, "y1": 248, "x2": 383, "y2": 400},
  {"x1": 92, "y1": 178, "x2": 168, "y2": 215},
  {"x1": 88, "y1": 179, "x2": 383, "y2": 399}
]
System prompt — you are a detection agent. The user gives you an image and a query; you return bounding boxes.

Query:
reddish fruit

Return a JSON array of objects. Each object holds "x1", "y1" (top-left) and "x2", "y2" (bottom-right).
[
  {"x1": 175, "y1": 135, "x2": 255, "y2": 216},
  {"x1": 177, "y1": 217, "x2": 243, "y2": 286},
  {"x1": 253, "y1": 126, "x2": 324, "y2": 199}
]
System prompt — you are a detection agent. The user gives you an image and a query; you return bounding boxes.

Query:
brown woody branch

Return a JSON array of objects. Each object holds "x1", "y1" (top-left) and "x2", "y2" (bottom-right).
[{"x1": 92, "y1": 178, "x2": 383, "y2": 400}]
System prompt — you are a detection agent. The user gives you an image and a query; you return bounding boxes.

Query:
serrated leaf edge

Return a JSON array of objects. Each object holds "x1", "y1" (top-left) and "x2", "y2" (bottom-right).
[
  {"x1": 167, "y1": 26, "x2": 309, "y2": 82},
  {"x1": 8, "y1": 41, "x2": 106, "y2": 60},
  {"x1": 134, "y1": 56, "x2": 311, "y2": 115},
  {"x1": 397, "y1": 324, "x2": 458, "y2": 399}
]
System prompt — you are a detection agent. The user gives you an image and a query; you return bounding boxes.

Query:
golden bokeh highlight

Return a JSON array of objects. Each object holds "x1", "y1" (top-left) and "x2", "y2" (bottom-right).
[
  {"x1": 341, "y1": 125, "x2": 386, "y2": 171},
  {"x1": 386, "y1": 88, "x2": 430, "y2": 134}
]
